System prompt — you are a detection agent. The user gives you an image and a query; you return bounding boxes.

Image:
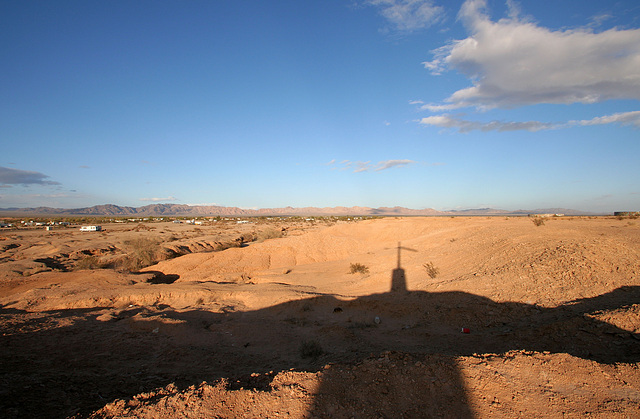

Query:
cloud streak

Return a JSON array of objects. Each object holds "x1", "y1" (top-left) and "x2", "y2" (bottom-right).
[
  {"x1": 420, "y1": 110, "x2": 640, "y2": 132},
  {"x1": 573, "y1": 110, "x2": 640, "y2": 129},
  {"x1": 0, "y1": 167, "x2": 60, "y2": 187},
  {"x1": 422, "y1": 0, "x2": 640, "y2": 110},
  {"x1": 420, "y1": 115, "x2": 559, "y2": 132},
  {"x1": 139, "y1": 196, "x2": 178, "y2": 202},
  {"x1": 328, "y1": 159, "x2": 417, "y2": 172},
  {"x1": 367, "y1": 0, "x2": 444, "y2": 32}
]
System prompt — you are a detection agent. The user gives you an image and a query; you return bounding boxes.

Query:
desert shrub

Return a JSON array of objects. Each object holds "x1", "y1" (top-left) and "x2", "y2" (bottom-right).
[
  {"x1": 299, "y1": 340, "x2": 323, "y2": 358},
  {"x1": 423, "y1": 261, "x2": 440, "y2": 279},
  {"x1": 349, "y1": 263, "x2": 369, "y2": 274},
  {"x1": 75, "y1": 255, "x2": 108, "y2": 270},
  {"x1": 257, "y1": 228, "x2": 283, "y2": 242},
  {"x1": 532, "y1": 217, "x2": 545, "y2": 226},
  {"x1": 118, "y1": 237, "x2": 161, "y2": 272}
]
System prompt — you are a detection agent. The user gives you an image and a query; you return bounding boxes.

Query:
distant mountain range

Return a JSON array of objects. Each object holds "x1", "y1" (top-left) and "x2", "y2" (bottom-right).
[{"x1": 0, "y1": 203, "x2": 597, "y2": 217}]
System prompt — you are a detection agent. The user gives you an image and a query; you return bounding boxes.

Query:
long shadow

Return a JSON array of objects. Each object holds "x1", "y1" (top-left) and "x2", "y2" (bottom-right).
[
  {"x1": 136, "y1": 270, "x2": 180, "y2": 284},
  {"x1": 1, "y1": 247, "x2": 639, "y2": 417}
]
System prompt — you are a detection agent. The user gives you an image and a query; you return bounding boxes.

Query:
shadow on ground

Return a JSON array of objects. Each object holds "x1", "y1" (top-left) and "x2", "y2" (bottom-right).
[{"x1": 1, "y1": 251, "x2": 639, "y2": 418}]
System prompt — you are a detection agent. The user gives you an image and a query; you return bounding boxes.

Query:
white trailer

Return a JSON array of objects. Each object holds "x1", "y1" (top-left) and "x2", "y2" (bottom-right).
[{"x1": 80, "y1": 225, "x2": 102, "y2": 232}]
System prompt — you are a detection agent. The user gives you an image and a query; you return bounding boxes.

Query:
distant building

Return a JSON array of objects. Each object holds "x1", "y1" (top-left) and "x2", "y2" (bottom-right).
[
  {"x1": 614, "y1": 211, "x2": 640, "y2": 217},
  {"x1": 80, "y1": 225, "x2": 102, "y2": 232}
]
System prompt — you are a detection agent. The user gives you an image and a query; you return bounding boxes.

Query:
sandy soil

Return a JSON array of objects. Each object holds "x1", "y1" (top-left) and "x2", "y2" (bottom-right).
[{"x1": 1, "y1": 216, "x2": 639, "y2": 418}]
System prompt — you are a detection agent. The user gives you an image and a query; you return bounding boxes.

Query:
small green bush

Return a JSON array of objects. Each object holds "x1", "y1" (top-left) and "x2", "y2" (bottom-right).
[{"x1": 349, "y1": 263, "x2": 369, "y2": 274}]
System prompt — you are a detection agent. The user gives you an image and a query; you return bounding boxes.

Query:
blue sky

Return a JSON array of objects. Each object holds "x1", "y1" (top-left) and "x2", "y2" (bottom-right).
[{"x1": 1, "y1": 0, "x2": 639, "y2": 213}]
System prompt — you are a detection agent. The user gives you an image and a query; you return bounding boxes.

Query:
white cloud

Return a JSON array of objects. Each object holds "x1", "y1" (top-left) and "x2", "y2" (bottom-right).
[
  {"x1": 374, "y1": 159, "x2": 416, "y2": 171},
  {"x1": 587, "y1": 13, "x2": 613, "y2": 30},
  {"x1": 139, "y1": 196, "x2": 178, "y2": 202},
  {"x1": 185, "y1": 202, "x2": 220, "y2": 207},
  {"x1": 420, "y1": 114, "x2": 558, "y2": 132},
  {"x1": 353, "y1": 161, "x2": 373, "y2": 173},
  {"x1": 367, "y1": 0, "x2": 444, "y2": 32},
  {"x1": 420, "y1": 110, "x2": 640, "y2": 132},
  {"x1": 423, "y1": 0, "x2": 640, "y2": 110},
  {"x1": 573, "y1": 110, "x2": 640, "y2": 128},
  {"x1": 330, "y1": 159, "x2": 417, "y2": 172}
]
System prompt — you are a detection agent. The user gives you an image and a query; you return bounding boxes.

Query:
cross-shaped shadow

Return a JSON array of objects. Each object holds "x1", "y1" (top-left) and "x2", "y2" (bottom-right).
[{"x1": 391, "y1": 241, "x2": 417, "y2": 293}]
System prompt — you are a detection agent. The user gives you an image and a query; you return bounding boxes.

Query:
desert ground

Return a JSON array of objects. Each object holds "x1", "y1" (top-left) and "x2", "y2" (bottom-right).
[{"x1": 1, "y1": 216, "x2": 639, "y2": 418}]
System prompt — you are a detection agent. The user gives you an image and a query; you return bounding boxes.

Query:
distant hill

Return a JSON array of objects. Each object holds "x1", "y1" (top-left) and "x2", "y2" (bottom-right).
[{"x1": 0, "y1": 204, "x2": 597, "y2": 217}]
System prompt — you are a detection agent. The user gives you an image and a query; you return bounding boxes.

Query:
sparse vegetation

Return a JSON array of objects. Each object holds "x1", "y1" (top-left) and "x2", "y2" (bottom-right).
[
  {"x1": 75, "y1": 255, "x2": 108, "y2": 270},
  {"x1": 532, "y1": 217, "x2": 545, "y2": 226},
  {"x1": 299, "y1": 340, "x2": 323, "y2": 358},
  {"x1": 349, "y1": 263, "x2": 369, "y2": 274},
  {"x1": 257, "y1": 228, "x2": 283, "y2": 242},
  {"x1": 118, "y1": 237, "x2": 162, "y2": 272},
  {"x1": 423, "y1": 261, "x2": 440, "y2": 279}
]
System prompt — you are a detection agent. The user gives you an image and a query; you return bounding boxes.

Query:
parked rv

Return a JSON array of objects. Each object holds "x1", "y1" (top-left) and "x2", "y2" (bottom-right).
[{"x1": 80, "y1": 225, "x2": 102, "y2": 232}]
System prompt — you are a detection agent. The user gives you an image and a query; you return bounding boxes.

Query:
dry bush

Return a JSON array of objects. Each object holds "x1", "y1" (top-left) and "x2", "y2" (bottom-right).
[
  {"x1": 117, "y1": 237, "x2": 161, "y2": 272},
  {"x1": 75, "y1": 255, "x2": 109, "y2": 270},
  {"x1": 349, "y1": 263, "x2": 369, "y2": 274},
  {"x1": 423, "y1": 261, "x2": 440, "y2": 279},
  {"x1": 256, "y1": 228, "x2": 283, "y2": 242},
  {"x1": 532, "y1": 217, "x2": 545, "y2": 226}
]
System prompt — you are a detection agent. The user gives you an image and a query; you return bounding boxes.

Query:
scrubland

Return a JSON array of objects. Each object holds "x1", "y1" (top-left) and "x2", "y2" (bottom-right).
[{"x1": 1, "y1": 216, "x2": 639, "y2": 418}]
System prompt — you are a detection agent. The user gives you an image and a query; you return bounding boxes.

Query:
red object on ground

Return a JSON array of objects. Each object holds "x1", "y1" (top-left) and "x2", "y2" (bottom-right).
[{"x1": 461, "y1": 327, "x2": 470, "y2": 334}]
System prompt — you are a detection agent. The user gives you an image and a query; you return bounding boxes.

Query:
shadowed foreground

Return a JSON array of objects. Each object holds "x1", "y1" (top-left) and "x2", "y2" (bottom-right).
[{"x1": 1, "y1": 282, "x2": 639, "y2": 418}]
